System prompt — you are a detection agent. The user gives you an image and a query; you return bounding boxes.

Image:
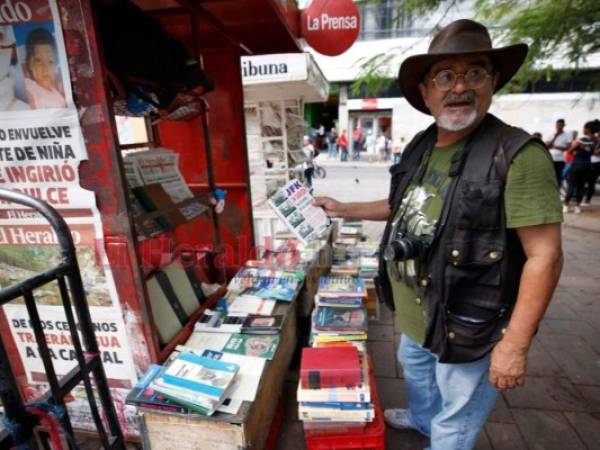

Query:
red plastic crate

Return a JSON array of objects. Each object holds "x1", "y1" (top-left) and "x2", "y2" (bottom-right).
[{"x1": 304, "y1": 357, "x2": 385, "y2": 450}]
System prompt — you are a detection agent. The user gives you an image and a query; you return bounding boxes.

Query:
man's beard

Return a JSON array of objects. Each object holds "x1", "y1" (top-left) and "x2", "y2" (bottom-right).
[{"x1": 435, "y1": 91, "x2": 478, "y2": 132}]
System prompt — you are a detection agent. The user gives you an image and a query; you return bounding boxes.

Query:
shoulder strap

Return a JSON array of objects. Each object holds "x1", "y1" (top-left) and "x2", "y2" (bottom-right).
[{"x1": 494, "y1": 125, "x2": 544, "y2": 181}]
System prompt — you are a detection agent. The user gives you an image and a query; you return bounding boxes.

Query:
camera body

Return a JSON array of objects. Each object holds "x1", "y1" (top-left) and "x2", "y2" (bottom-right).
[{"x1": 383, "y1": 231, "x2": 431, "y2": 262}]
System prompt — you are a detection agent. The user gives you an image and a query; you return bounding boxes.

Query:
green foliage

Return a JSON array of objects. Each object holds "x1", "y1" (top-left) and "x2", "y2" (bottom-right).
[
  {"x1": 351, "y1": 53, "x2": 397, "y2": 96},
  {"x1": 475, "y1": 0, "x2": 600, "y2": 89}
]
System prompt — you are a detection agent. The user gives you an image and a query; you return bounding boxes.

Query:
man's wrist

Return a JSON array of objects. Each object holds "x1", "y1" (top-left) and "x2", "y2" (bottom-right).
[{"x1": 500, "y1": 328, "x2": 533, "y2": 353}]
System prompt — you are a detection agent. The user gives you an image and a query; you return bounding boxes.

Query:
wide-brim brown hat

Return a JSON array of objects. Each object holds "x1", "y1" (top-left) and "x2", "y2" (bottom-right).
[{"x1": 399, "y1": 19, "x2": 528, "y2": 114}]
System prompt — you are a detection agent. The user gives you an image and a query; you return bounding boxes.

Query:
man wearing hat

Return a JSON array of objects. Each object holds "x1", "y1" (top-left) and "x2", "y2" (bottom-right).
[{"x1": 315, "y1": 19, "x2": 563, "y2": 449}]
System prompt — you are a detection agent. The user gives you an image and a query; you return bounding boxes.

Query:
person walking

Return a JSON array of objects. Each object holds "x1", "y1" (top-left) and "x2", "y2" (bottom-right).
[
  {"x1": 315, "y1": 19, "x2": 562, "y2": 450},
  {"x1": 376, "y1": 133, "x2": 387, "y2": 161},
  {"x1": 338, "y1": 129, "x2": 349, "y2": 162},
  {"x1": 365, "y1": 131, "x2": 376, "y2": 162},
  {"x1": 327, "y1": 127, "x2": 338, "y2": 159},
  {"x1": 564, "y1": 122, "x2": 595, "y2": 213},
  {"x1": 302, "y1": 136, "x2": 315, "y2": 191},
  {"x1": 352, "y1": 126, "x2": 364, "y2": 161},
  {"x1": 582, "y1": 120, "x2": 600, "y2": 205},
  {"x1": 545, "y1": 118, "x2": 572, "y2": 185},
  {"x1": 391, "y1": 137, "x2": 404, "y2": 164}
]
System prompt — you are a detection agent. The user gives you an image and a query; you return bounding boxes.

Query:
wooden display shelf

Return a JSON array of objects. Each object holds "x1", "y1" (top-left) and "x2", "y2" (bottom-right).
[{"x1": 140, "y1": 302, "x2": 298, "y2": 450}]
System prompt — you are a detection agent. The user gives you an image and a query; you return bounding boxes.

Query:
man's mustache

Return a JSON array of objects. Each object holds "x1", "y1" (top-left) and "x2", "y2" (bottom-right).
[{"x1": 443, "y1": 91, "x2": 476, "y2": 106}]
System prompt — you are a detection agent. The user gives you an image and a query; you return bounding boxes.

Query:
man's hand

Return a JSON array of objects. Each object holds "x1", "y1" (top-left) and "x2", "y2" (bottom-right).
[
  {"x1": 489, "y1": 338, "x2": 528, "y2": 390},
  {"x1": 209, "y1": 196, "x2": 225, "y2": 214},
  {"x1": 313, "y1": 196, "x2": 346, "y2": 218}
]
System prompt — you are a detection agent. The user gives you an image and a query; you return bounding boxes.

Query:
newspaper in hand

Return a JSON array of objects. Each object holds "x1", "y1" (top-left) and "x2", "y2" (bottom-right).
[{"x1": 268, "y1": 179, "x2": 330, "y2": 244}]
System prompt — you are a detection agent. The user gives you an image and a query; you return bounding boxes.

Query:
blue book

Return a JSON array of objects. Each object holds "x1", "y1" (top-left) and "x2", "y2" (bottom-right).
[
  {"x1": 125, "y1": 364, "x2": 190, "y2": 414},
  {"x1": 157, "y1": 352, "x2": 239, "y2": 399},
  {"x1": 300, "y1": 401, "x2": 373, "y2": 410}
]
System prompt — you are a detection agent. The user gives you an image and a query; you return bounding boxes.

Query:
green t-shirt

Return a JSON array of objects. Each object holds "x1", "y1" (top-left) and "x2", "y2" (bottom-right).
[{"x1": 386, "y1": 141, "x2": 563, "y2": 344}]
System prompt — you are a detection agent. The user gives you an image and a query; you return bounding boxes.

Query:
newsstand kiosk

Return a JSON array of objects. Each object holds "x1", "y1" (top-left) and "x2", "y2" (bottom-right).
[{"x1": 0, "y1": 0, "x2": 304, "y2": 445}]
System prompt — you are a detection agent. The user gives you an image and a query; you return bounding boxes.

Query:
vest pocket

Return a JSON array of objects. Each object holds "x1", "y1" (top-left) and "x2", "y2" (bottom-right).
[
  {"x1": 444, "y1": 239, "x2": 506, "y2": 348},
  {"x1": 457, "y1": 180, "x2": 503, "y2": 230}
]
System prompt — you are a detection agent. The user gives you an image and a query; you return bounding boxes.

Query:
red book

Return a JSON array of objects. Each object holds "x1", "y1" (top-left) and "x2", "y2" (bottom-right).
[{"x1": 300, "y1": 346, "x2": 361, "y2": 389}]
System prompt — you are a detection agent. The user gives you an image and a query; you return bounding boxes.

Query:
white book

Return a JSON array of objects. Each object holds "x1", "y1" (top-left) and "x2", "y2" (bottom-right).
[
  {"x1": 228, "y1": 295, "x2": 276, "y2": 316},
  {"x1": 267, "y1": 179, "x2": 330, "y2": 245}
]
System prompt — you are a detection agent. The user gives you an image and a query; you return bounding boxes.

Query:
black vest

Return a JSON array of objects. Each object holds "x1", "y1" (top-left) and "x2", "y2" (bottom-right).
[{"x1": 376, "y1": 114, "x2": 542, "y2": 363}]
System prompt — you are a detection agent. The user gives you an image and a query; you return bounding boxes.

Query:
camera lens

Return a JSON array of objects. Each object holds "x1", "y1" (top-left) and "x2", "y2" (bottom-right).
[{"x1": 384, "y1": 239, "x2": 417, "y2": 262}]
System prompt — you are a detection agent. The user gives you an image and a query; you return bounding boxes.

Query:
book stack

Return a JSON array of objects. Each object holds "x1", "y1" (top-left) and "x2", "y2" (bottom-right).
[
  {"x1": 297, "y1": 347, "x2": 374, "y2": 425},
  {"x1": 312, "y1": 277, "x2": 368, "y2": 345},
  {"x1": 149, "y1": 351, "x2": 240, "y2": 416},
  {"x1": 311, "y1": 305, "x2": 369, "y2": 344},
  {"x1": 315, "y1": 276, "x2": 367, "y2": 308},
  {"x1": 358, "y1": 256, "x2": 378, "y2": 280}
]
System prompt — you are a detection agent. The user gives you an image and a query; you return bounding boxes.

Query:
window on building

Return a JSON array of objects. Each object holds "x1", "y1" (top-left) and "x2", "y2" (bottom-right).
[{"x1": 358, "y1": 0, "x2": 421, "y2": 41}]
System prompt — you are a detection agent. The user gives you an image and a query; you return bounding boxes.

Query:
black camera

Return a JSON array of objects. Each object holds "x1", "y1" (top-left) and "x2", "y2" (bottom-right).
[{"x1": 383, "y1": 232, "x2": 431, "y2": 262}]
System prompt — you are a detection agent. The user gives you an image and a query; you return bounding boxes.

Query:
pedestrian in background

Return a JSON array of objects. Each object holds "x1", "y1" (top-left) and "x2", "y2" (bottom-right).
[
  {"x1": 376, "y1": 133, "x2": 387, "y2": 161},
  {"x1": 365, "y1": 130, "x2": 375, "y2": 162},
  {"x1": 327, "y1": 127, "x2": 338, "y2": 159},
  {"x1": 546, "y1": 118, "x2": 572, "y2": 184},
  {"x1": 391, "y1": 137, "x2": 404, "y2": 164},
  {"x1": 302, "y1": 135, "x2": 315, "y2": 191},
  {"x1": 563, "y1": 122, "x2": 595, "y2": 213},
  {"x1": 338, "y1": 129, "x2": 349, "y2": 162},
  {"x1": 352, "y1": 126, "x2": 364, "y2": 160},
  {"x1": 583, "y1": 119, "x2": 600, "y2": 205}
]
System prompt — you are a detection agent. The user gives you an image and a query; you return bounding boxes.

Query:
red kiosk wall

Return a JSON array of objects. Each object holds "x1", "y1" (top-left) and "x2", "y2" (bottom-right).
[
  {"x1": 60, "y1": 0, "x2": 157, "y2": 368},
  {"x1": 157, "y1": 45, "x2": 256, "y2": 270}
]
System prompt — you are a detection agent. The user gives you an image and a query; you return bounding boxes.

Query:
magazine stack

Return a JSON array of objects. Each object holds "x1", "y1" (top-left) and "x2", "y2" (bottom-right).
[
  {"x1": 297, "y1": 346, "x2": 374, "y2": 427},
  {"x1": 312, "y1": 277, "x2": 369, "y2": 345}
]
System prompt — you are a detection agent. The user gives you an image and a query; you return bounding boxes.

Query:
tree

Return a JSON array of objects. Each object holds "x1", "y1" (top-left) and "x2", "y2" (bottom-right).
[{"x1": 354, "y1": 0, "x2": 600, "y2": 95}]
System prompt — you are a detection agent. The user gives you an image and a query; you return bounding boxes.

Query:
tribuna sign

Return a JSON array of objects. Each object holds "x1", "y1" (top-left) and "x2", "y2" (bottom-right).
[
  {"x1": 242, "y1": 60, "x2": 288, "y2": 78},
  {"x1": 301, "y1": 0, "x2": 360, "y2": 57}
]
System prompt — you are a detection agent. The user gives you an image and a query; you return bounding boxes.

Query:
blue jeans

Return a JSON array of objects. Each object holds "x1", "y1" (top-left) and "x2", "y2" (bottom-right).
[
  {"x1": 328, "y1": 143, "x2": 337, "y2": 159},
  {"x1": 398, "y1": 335, "x2": 497, "y2": 450}
]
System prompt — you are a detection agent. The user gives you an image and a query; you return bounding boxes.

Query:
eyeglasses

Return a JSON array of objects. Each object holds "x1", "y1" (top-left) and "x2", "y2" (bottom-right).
[{"x1": 430, "y1": 67, "x2": 492, "y2": 91}]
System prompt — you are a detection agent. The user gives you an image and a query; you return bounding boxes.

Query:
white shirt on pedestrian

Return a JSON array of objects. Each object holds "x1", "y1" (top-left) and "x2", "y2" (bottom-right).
[{"x1": 548, "y1": 131, "x2": 572, "y2": 162}]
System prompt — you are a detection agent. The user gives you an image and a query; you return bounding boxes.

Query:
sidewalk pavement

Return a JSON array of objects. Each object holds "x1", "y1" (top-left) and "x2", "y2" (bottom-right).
[{"x1": 276, "y1": 201, "x2": 600, "y2": 449}]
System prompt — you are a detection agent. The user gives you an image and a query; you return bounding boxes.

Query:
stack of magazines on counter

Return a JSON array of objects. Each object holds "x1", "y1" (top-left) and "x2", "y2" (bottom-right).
[
  {"x1": 298, "y1": 346, "x2": 375, "y2": 428},
  {"x1": 312, "y1": 277, "x2": 368, "y2": 345},
  {"x1": 127, "y1": 261, "x2": 305, "y2": 417}
]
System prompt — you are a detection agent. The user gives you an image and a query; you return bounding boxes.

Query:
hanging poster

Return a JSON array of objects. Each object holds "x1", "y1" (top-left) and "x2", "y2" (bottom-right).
[{"x1": 0, "y1": 0, "x2": 138, "y2": 434}]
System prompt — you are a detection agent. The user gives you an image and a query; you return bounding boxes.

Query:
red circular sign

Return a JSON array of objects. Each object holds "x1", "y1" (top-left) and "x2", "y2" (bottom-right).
[{"x1": 301, "y1": 0, "x2": 360, "y2": 57}]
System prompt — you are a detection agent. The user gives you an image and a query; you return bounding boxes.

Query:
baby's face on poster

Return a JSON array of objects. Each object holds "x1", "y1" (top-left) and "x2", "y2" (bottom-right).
[{"x1": 30, "y1": 44, "x2": 56, "y2": 89}]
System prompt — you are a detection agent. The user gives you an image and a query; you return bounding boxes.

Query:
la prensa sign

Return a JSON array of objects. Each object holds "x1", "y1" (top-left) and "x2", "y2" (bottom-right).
[{"x1": 301, "y1": 0, "x2": 360, "y2": 57}]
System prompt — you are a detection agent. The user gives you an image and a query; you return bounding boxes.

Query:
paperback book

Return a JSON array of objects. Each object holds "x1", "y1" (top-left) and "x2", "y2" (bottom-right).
[
  {"x1": 312, "y1": 306, "x2": 368, "y2": 333},
  {"x1": 318, "y1": 277, "x2": 367, "y2": 298},
  {"x1": 126, "y1": 364, "x2": 190, "y2": 414},
  {"x1": 241, "y1": 314, "x2": 284, "y2": 335},
  {"x1": 194, "y1": 309, "x2": 246, "y2": 333},
  {"x1": 267, "y1": 179, "x2": 330, "y2": 245},
  {"x1": 222, "y1": 333, "x2": 279, "y2": 359},
  {"x1": 227, "y1": 295, "x2": 276, "y2": 316},
  {"x1": 151, "y1": 352, "x2": 239, "y2": 416}
]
